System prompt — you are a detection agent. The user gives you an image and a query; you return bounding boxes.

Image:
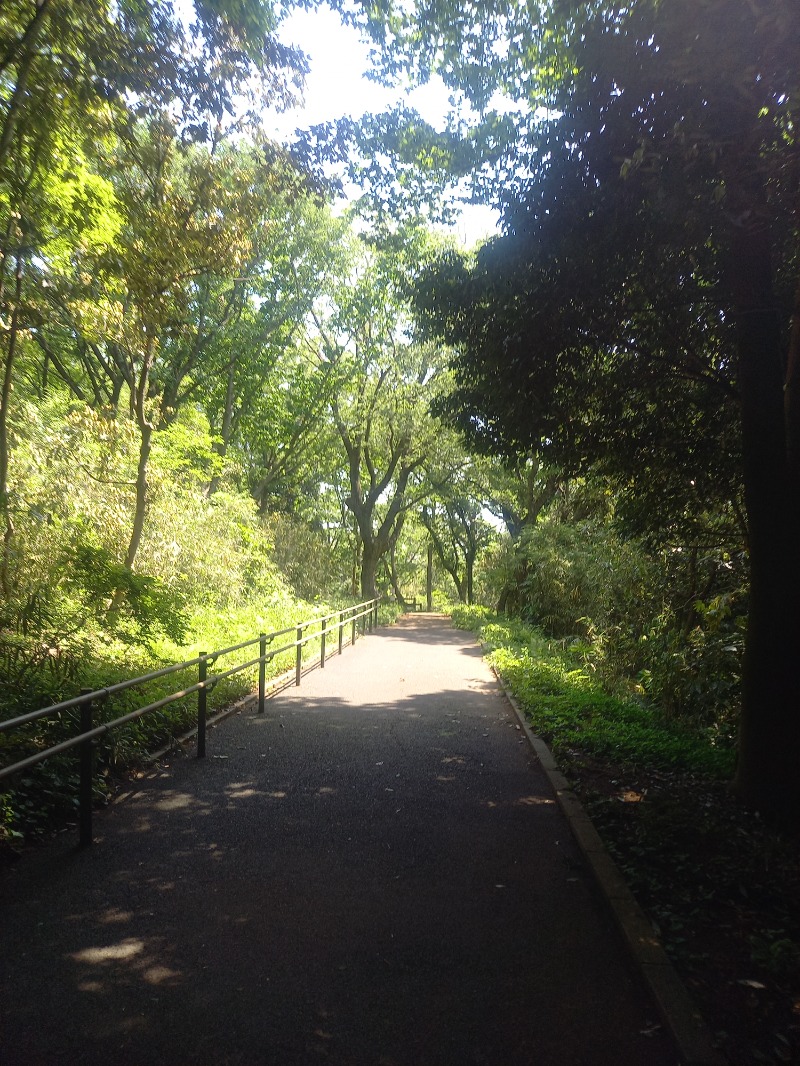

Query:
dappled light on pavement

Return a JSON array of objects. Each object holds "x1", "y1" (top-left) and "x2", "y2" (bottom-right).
[{"x1": 0, "y1": 615, "x2": 677, "y2": 1066}]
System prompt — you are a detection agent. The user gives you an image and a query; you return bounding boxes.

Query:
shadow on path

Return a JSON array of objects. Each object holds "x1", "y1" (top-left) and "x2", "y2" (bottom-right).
[{"x1": 0, "y1": 617, "x2": 678, "y2": 1066}]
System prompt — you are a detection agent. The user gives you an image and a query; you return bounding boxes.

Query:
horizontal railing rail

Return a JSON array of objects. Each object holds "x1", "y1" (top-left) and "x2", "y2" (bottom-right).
[{"x1": 0, "y1": 597, "x2": 381, "y2": 845}]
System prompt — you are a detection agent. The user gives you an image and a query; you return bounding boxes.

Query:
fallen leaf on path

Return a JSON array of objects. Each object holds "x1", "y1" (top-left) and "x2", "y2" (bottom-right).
[{"x1": 639, "y1": 1025, "x2": 662, "y2": 1037}]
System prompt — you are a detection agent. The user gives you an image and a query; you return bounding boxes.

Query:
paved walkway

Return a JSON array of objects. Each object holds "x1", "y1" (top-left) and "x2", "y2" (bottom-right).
[{"x1": 0, "y1": 616, "x2": 679, "y2": 1065}]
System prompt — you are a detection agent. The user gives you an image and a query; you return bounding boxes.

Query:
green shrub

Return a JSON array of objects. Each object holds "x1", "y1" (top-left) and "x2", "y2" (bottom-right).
[
  {"x1": 262, "y1": 511, "x2": 351, "y2": 602},
  {"x1": 481, "y1": 516, "x2": 746, "y2": 732}
]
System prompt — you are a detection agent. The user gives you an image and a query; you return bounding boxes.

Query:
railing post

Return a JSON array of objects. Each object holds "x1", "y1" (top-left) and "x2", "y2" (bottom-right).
[
  {"x1": 258, "y1": 633, "x2": 266, "y2": 714},
  {"x1": 296, "y1": 624, "x2": 303, "y2": 686},
  {"x1": 79, "y1": 689, "x2": 94, "y2": 847},
  {"x1": 338, "y1": 610, "x2": 344, "y2": 655},
  {"x1": 374, "y1": 600, "x2": 379, "y2": 629},
  {"x1": 351, "y1": 611, "x2": 357, "y2": 647},
  {"x1": 320, "y1": 617, "x2": 327, "y2": 668},
  {"x1": 197, "y1": 652, "x2": 207, "y2": 758},
  {"x1": 368, "y1": 603, "x2": 373, "y2": 634}
]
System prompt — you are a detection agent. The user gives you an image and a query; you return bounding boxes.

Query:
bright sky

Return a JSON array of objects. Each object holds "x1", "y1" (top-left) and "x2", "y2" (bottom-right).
[
  {"x1": 265, "y1": 7, "x2": 438, "y2": 133},
  {"x1": 263, "y1": 5, "x2": 500, "y2": 247}
]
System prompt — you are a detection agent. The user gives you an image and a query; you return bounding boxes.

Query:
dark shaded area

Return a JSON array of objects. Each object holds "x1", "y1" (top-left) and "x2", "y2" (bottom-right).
[{"x1": 0, "y1": 616, "x2": 677, "y2": 1065}]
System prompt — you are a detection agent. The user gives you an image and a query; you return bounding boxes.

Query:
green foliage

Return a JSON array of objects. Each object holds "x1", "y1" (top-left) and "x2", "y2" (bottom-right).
[
  {"x1": 0, "y1": 392, "x2": 347, "y2": 846},
  {"x1": 1, "y1": 0, "x2": 497, "y2": 848},
  {"x1": 513, "y1": 519, "x2": 652, "y2": 639},
  {"x1": 421, "y1": 449, "x2": 499, "y2": 605},
  {"x1": 635, "y1": 594, "x2": 744, "y2": 729},
  {"x1": 263, "y1": 511, "x2": 351, "y2": 603},
  {"x1": 450, "y1": 604, "x2": 493, "y2": 628},
  {"x1": 452, "y1": 606, "x2": 735, "y2": 778},
  {"x1": 748, "y1": 930, "x2": 800, "y2": 979},
  {"x1": 387, "y1": 0, "x2": 800, "y2": 817},
  {"x1": 311, "y1": 238, "x2": 450, "y2": 599},
  {"x1": 477, "y1": 508, "x2": 746, "y2": 733},
  {"x1": 69, "y1": 544, "x2": 188, "y2": 644}
]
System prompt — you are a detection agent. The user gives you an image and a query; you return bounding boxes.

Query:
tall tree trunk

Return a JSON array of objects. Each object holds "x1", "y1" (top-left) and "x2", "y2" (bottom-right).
[
  {"x1": 124, "y1": 422, "x2": 153, "y2": 572},
  {"x1": 360, "y1": 539, "x2": 381, "y2": 600},
  {"x1": 731, "y1": 227, "x2": 800, "y2": 824},
  {"x1": 426, "y1": 542, "x2": 433, "y2": 611},
  {"x1": 0, "y1": 0, "x2": 53, "y2": 170},
  {"x1": 123, "y1": 334, "x2": 158, "y2": 573},
  {"x1": 0, "y1": 257, "x2": 24, "y2": 599},
  {"x1": 424, "y1": 516, "x2": 466, "y2": 602},
  {"x1": 351, "y1": 521, "x2": 361, "y2": 598},
  {"x1": 387, "y1": 543, "x2": 408, "y2": 608}
]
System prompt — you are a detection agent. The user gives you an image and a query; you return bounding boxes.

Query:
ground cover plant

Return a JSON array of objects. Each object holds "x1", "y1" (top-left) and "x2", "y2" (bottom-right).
[{"x1": 452, "y1": 606, "x2": 800, "y2": 1066}]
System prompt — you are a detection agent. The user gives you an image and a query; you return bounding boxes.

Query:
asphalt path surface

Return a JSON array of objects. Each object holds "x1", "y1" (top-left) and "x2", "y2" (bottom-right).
[{"x1": 0, "y1": 615, "x2": 679, "y2": 1065}]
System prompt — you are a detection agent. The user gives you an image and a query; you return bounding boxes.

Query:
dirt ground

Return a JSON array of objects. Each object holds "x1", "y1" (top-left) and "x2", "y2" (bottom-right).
[{"x1": 566, "y1": 753, "x2": 800, "y2": 1065}]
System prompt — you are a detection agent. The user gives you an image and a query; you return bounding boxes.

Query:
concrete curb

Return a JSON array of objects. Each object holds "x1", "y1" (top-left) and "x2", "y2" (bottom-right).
[{"x1": 486, "y1": 653, "x2": 726, "y2": 1066}]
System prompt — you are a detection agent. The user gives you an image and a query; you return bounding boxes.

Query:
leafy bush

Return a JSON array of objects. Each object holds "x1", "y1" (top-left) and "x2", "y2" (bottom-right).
[
  {"x1": 451, "y1": 604, "x2": 493, "y2": 629},
  {"x1": 514, "y1": 519, "x2": 657, "y2": 639},
  {"x1": 69, "y1": 543, "x2": 188, "y2": 643},
  {"x1": 635, "y1": 594, "x2": 744, "y2": 729},
  {"x1": 480, "y1": 516, "x2": 746, "y2": 731},
  {"x1": 262, "y1": 511, "x2": 351, "y2": 602}
]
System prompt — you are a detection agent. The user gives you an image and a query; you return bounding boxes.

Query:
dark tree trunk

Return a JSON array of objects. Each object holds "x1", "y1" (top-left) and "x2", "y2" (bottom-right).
[
  {"x1": 387, "y1": 545, "x2": 408, "y2": 608},
  {"x1": 421, "y1": 508, "x2": 467, "y2": 603},
  {"x1": 124, "y1": 422, "x2": 153, "y2": 571},
  {"x1": 730, "y1": 228, "x2": 800, "y2": 824},
  {"x1": 0, "y1": 254, "x2": 23, "y2": 599},
  {"x1": 351, "y1": 520, "x2": 361, "y2": 599},
  {"x1": 360, "y1": 539, "x2": 380, "y2": 600},
  {"x1": 466, "y1": 549, "x2": 475, "y2": 606},
  {"x1": 0, "y1": 0, "x2": 53, "y2": 169},
  {"x1": 426, "y1": 542, "x2": 433, "y2": 611}
]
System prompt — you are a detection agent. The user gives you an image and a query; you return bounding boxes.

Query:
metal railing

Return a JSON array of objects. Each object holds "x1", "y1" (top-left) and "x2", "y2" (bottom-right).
[{"x1": 0, "y1": 597, "x2": 380, "y2": 846}]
